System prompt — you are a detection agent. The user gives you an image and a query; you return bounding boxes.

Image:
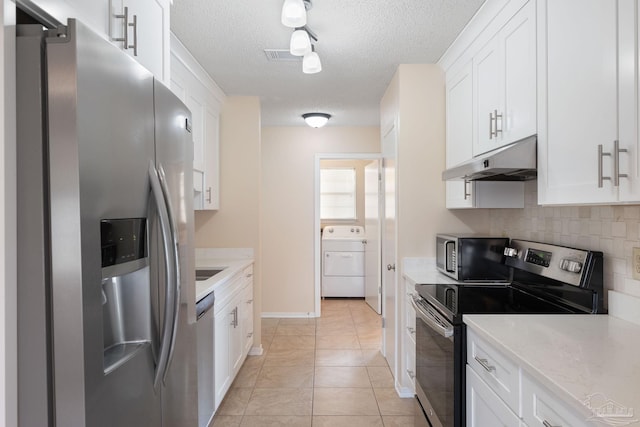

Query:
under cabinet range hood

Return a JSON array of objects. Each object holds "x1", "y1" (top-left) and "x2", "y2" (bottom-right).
[{"x1": 442, "y1": 136, "x2": 537, "y2": 181}]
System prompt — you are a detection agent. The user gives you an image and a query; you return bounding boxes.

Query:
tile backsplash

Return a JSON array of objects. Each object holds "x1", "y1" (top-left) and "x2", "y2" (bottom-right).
[{"x1": 489, "y1": 181, "x2": 640, "y2": 301}]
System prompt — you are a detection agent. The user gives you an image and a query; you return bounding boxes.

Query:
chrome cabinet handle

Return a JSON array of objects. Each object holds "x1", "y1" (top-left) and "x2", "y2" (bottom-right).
[
  {"x1": 474, "y1": 356, "x2": 496, "y2": 372},
  {"x1": 406, "y1": 327, "x2": 415, "y2": 334},
  {"x1": 489, "y1": 111, "x2": 494, "y2": 139},
  {"x1": 543, "y1": 421, "x2": 561, "y2": 427},
  {"x1": 494, "y1": 109, "x2": 503, "y2": 136},
  {"x1": 128, "y1": 13, "x2": 138, "y2": 56},
  {"x1": 407, "y1": 369, "x2": 415, "y2": 379},
  {"x1": 463, "y1": 179, "x2": 471, "y2": 200},
  {"x1": 614, "y1": 140, "x2": 628, "y2": 186},
  {"x1": 247, "y1": 332, "x2": 253, "y2": 338},
  {"x1": 206, "y1": 187, "x2": 212, "y2": 204},
  {"x1": 112, "y1": 6, "x2": 129, "y2": 47},
  {"x1": 386, "y1": 264, "x2": 396, "y2": 271},
  {"x1": 247, "y1": 299, "x2": 253, "y2": 304},
  {"x1": 598, "y1": 144, "x2": 612, "y2": 188}
]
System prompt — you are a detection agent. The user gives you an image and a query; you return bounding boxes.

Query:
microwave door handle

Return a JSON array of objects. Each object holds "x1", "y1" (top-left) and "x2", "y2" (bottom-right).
[
  {"x1": 444, "y1": 240, "x2": 455, "y2": 272},
  {"x1": 157, "y1": 163, "x2": 181, "y2": 384},
  {"x1": 148, "y1": 161, "x2": 174, "y2": 390},
  {"x1": 410, "y1": 295, "x2": 454, "y2": 339}
]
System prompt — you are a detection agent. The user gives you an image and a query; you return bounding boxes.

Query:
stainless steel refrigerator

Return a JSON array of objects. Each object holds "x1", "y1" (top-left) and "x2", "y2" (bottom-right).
[{"x1": 16, "y1": 19, "x2": 197, "y2": 427}]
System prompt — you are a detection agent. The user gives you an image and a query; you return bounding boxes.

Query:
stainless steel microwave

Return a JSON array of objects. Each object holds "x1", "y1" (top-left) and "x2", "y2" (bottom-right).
[{"x1": 436, "y1": 234, "x2": 511, "y2": 281}]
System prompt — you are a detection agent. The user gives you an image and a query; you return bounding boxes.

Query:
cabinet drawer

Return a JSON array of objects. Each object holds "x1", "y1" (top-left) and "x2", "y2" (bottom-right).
[
  {"x1": 466, "y1": 365, "x2": 524, "y2": 427},
  {"x1": 522, "y1": 373, "x2": 586, "y2": 427},
  {"x1": 467, "y1": 329, "x2": 520, "y2": 415}
]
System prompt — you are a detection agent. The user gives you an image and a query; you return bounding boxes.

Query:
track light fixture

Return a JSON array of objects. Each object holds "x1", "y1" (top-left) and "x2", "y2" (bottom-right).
[
  {"x1": 281, "y1": 0, "x2": 322, "y2": 74},
  {"x1": 281, "y1": 0, "x2": 312, "y2": 28}
]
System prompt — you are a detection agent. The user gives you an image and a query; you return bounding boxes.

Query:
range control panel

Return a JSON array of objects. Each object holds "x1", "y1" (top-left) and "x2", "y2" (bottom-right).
[{"x1": 504, "y1": 239, "x2": 600, "y2": 287}]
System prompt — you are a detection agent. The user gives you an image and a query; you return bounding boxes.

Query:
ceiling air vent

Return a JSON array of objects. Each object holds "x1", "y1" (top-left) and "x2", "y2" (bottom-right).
[{"x1": 264, "y1": 49, "x2": 302, "y2": 62}]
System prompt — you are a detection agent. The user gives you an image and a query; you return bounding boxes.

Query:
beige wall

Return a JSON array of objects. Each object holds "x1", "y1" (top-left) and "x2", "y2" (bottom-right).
[
  {"x1": 194, "y1": 96, "x2": 262, "y2": 344},
  {"x1": 261, "y1": 127, "x2": 379, "y2": 314},
  {"x1": 384, "y1": 64, "x2": 489, "y2": 264},
  {"x1": 320, "y1": 159, "x2": 374, "y2": 229}
]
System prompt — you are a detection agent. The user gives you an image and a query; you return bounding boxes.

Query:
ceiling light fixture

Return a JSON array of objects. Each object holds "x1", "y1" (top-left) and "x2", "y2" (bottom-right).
[
  {"x1": 289, "y1": 29, "x2": 311, "y2": 56},
  {"x1": 302, "y1": 45, "x2": 322, "y2": 74},
  {"x1": 302, "y1": 112, "x2": 331, "y2": 128},
  {"x1": 281, "y1": 0, "x2": 307, "y2": 28}
]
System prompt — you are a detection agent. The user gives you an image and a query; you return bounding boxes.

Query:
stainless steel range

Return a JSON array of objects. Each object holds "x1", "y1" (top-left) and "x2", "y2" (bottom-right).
[{"x1": 411, "y1": 239, "x2": 605, "y2": 427}]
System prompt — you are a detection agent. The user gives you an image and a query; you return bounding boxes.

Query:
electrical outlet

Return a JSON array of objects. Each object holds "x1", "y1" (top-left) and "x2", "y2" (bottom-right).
[{"x1": 633, "y1": 248, "x2": 640, "y2": 280}]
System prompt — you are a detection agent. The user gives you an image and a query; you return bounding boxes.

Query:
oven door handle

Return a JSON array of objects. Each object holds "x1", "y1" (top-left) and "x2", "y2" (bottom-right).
[{"x1": 410, "y1": 294, "x2": 454, "y2": 339}]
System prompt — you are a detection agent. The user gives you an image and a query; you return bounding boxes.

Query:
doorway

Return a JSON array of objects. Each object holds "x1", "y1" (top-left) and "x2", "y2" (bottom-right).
[{"x1": 313, "y1": 153, "x2": 383, "y2": 317}]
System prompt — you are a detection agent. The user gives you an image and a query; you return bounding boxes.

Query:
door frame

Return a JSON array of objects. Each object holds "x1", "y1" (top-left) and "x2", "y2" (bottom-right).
[{"x1": 313, "y1": 153, "x2": 382, "y2": 317}]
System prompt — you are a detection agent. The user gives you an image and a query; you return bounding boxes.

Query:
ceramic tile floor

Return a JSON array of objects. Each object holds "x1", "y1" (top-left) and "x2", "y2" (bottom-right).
[{"x1": 211, "y1": 299, "x2": 415, "y2": 427}]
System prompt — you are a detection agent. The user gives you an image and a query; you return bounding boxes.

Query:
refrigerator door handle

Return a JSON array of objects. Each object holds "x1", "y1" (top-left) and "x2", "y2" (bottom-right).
[
  {"x1": 157, "y1": 163, "x2": 181, "y2": 384},
  {"x1": 148, "y1": 161, "x2": 177, "y2": 389}
]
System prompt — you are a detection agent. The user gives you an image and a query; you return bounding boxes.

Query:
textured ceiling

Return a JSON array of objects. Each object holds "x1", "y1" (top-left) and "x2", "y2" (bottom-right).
[{"x1": 170, "y1": 0, "x2": 485, "y2": 127}]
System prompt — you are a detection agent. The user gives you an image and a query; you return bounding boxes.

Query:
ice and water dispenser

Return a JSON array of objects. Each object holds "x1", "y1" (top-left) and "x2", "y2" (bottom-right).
[{"x1": 100, "y1": 218, "x2": 153, "y2": 375}]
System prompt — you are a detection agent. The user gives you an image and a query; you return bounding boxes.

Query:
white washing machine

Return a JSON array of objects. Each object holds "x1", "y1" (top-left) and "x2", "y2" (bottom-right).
[{"x1": 321, "y1": 225, "x2": 365, "y2": 297}]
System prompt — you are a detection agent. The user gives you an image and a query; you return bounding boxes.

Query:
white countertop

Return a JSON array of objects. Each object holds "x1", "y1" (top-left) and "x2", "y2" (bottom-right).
[
  {"x1": 464, "y1": 314, "x2": 640, "y2": 421},
  {"x1": 195, "y1": 248, "x2": 254, "y2": 302}
]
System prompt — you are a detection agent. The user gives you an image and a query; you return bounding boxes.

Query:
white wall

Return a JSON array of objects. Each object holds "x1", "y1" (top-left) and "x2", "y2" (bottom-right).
[
  {"x1": 1, "y1": 1, "x2": 16, "y2": 425},
  {"x1": 490, "y1": 181, "x2": 640, "y2": 304},
  {"x1": 261, "y1": 127, "x2": 379, "y2": 315}
]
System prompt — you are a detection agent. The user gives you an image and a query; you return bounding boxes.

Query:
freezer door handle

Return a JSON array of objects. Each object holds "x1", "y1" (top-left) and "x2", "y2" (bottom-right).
[
  {"x1": 149, "y1": 161, "x2": 177, "y2": 389},
  {"x1": 157, "y1": 163, "x2": 181, "y2": 384}
]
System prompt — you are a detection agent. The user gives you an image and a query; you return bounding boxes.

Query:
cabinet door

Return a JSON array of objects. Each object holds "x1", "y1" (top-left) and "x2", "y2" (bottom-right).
[
  {"x1": 446, "y1": 61, "x2": 474, "y2": 208},
  {"x1": 522, "y1": 373, "x2": 586, "y2": 427},
  {"x1": 112, "y1": 0, "x2": 169, "y2": 83},
  {"x1": 537, "y1": 0, "x2": 618, "y2": 204},
  {"x1": 474, "y1": 37, "x2": 502, "y2": 156},
  {"x1": 214, "y1": 306, "x2": 232, "y2": 409},
  {"x1": 240, "y1": 282, "x2": 254, "y2": 355},
  {"x1": 229, "y1": 304, "x2": 244, "y2": 375},
  {"x1": 501, "y1": 1, "x2": 536, "y2": 144},
  {"x1": 618, "y1": 0, "x2": 640, "y2": 202},
  {"x1": 203, "y1": 108, "x2": 220, "y2": 210},
  {"x1": 466, "y1": 366, "x2": 523, "y2": 427}
]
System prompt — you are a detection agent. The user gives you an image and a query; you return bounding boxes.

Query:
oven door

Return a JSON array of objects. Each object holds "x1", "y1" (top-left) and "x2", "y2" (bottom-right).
[{"x1": 411, "y1": 294, "x2": 463, "y2": 427}]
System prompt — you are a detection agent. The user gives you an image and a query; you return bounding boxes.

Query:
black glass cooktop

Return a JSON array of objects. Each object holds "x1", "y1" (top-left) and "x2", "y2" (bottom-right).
[{"x1": 416, "y1": 282, "x2": 593, "y2": 324}]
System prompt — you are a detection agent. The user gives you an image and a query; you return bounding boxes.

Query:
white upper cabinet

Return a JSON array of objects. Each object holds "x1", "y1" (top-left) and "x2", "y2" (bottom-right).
[
  {"x1": 446, "y1": 61, "x2": 475, "y2": 208},
  {"x1": 109, "y1": 0, "x2": 170, "y2": 84},
  {"x1": 22, "y1": 0, "x2": 110, "y2": 35},
  {"x1": 473, "y1": 0, "x2": 536, "y2": 156},
  {"x1": 537, "y1": 0, "x2": 637, "y2": 204},
  {"x1": 442, "y1": 0, "x2": 530, "y2": 209},
  {"x1": 170, "y1": 33, "x2": 224, "y2": 210}
]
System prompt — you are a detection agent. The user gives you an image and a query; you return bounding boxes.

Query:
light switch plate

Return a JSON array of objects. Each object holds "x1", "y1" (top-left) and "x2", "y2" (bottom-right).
[{"x1": 633, "y1": 248, "x2": 640, "y2": 281}]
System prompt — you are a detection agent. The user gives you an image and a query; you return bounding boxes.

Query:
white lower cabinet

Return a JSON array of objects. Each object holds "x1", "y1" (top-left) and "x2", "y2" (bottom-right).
[
  {"x1": 467, "y1": 366, "x2": 525, "y2": 426},
  {"x1": 522, "y1": 373, "x2": 586, "y2": 427},
  {"x1": 467, "y1": 325, "x2": 588, "y2": 427},
  {"x1": 213, "y1": 265, "x2": 254, "y2": 411},
  {"x1": 402, "y1": 280, "x2": 416, "y2": 390}
]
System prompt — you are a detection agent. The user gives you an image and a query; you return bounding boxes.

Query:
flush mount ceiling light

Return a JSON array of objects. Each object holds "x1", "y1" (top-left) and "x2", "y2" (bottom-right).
[
  {"x1": 302, "y1": 112, "x2": 331, "y2": 128},
  {"x1": 281, "y1": 0, "x2": 311, "y2": 28}
]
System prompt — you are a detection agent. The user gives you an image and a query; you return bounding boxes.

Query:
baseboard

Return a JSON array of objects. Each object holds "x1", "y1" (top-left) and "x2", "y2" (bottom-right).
[
  {"x1": 248, "y1": 345, "x2": 263, "y2": 356},
  {"x1": 261, "y1": 312, "x2": 319, "y2": 318},
  {"x1": 395, "y1": 382, "x2": 415, "y2": 399}
]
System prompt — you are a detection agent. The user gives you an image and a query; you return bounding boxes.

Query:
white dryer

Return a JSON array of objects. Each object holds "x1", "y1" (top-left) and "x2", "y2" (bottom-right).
[{"x1": 321, "y1": 225, "x2": 365, "y2": 297}]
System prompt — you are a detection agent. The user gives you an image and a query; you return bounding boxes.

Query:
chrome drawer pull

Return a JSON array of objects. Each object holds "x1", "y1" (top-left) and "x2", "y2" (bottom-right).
[
  {"x1": 407, "y1": 327, "x2": 415, "y2": 334},
  {"x1": 407, "y1": 369, "x2": 415, "y2": 379},
  {"x1": 474, "y1": 356, "x2": 496, "y2": 372},
  {"x1": 542, "y1": 420, "x2": 561, "y2": 427}
]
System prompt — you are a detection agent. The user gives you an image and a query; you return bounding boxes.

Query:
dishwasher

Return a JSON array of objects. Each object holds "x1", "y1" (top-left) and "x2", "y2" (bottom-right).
[{"x1": 196, "y1": 291, "x2": 215, "y2": 427}]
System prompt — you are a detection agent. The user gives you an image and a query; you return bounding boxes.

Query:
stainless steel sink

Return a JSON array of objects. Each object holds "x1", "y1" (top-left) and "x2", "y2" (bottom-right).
[{"x1": 195, "y1": 269, "x2": 225, "y2": 281}]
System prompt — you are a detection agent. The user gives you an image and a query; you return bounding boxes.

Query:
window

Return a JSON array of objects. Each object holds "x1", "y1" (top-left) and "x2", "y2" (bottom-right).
[{"x1": 320, "y1": 168, "x2": 356, "y2": 220}]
